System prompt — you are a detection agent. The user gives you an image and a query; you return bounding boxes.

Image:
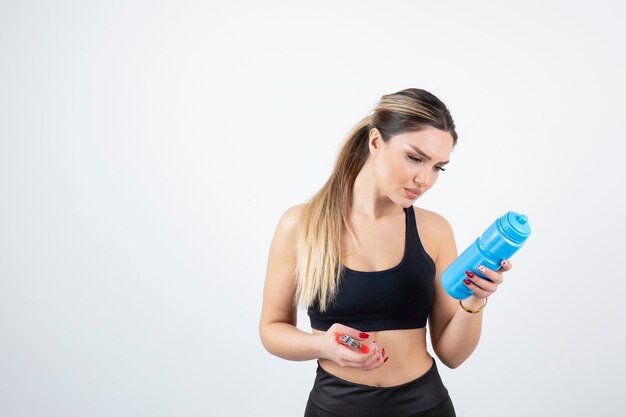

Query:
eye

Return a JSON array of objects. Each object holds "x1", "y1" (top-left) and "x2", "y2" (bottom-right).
[{"x1": 409, "y1": 154, "x2": 446, "y2": 171}]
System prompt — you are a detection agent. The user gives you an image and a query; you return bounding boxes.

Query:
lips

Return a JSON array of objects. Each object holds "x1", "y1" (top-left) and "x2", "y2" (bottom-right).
[{"x1": 405, "y1": 188, "x2": 421, "y2": 198}]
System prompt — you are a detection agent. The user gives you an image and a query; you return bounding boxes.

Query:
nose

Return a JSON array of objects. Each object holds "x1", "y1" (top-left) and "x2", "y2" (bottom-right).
[{"x1": 413, "y1": 167, "x2": 432, "y2": 188}]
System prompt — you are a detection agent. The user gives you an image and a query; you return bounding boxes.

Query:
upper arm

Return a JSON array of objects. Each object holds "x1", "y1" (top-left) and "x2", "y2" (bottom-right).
[
  {"x1": 426, "y1": 213, "x2": 460, "y2": 350},
  {"x1": 259, "y1": 204, "x2": 306, "y2": 331}
]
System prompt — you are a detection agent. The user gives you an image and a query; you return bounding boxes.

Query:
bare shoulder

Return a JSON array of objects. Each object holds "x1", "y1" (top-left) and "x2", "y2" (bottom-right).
[
  {"x1": 276, "y1": 203, "x2": 308, "y2": 235},
  {"x1": 411, "y1": 206, "x2": 455, "y2": 262},
  {"x1": 411, "y1": 206, "x2": 452, "y2": 234},
  {"x1": 260, "y1": 203, "x2": 309, "y2": 327},
  {"x1": 268, "y1": 203, "x2": 309, "y2": 259}
]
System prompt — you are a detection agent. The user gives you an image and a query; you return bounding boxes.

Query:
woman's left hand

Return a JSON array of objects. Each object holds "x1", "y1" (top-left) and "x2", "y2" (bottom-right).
[{"x1": 463, "y1": 259, "x2": 512, "y2": 299}]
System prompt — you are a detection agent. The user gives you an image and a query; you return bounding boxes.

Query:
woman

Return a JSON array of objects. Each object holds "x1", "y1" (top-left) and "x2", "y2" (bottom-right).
[{"x1": 259, "y1": 88, "x2": 511, "y2": 416}]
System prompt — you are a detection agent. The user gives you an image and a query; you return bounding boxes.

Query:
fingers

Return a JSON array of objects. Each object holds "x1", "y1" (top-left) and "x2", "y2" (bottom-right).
[
  {"x1": 463, "y1": 260, "x2": 513, "y2": 297},
  {"x1": 364, "y1": 341, "x2": 388, "y2": 369},
  {"x1": 349, "y1": 341, "x2": 387, "y2": 371},
  {"x1": 334, "y1": 344, "x2": 373, "y2": 367},
  {"x1": 327, "y1": 324, "x2": 389, "y2": 370},
  {"x1": 500, "y1": 259, "x2": 512, "y2": 272},
  {"x1": 464, "y1": 269, "x2": 497, "y2": 295},
  {"x1": 477, "y1": 265, "x2": 503, "y2": 284},
  {"x1": 332, "y1": 336, "x2": 388, "y2": 370},
  {"x1": 330, "y1": 323, "x2": 370, "y2": 341},
  {"x1": 463, "y1": 274, "x2": 492, "y2": 298}
]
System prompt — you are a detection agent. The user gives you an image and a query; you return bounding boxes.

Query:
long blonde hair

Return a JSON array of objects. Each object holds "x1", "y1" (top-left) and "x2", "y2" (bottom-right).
[{"x1": 295, "y1": 88, "x2": 458, "y2": 312}]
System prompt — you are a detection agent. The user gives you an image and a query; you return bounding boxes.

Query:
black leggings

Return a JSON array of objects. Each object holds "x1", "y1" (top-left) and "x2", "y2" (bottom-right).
[{"x1": 304, "y1": 358, "x2": 456, "y2": 417}]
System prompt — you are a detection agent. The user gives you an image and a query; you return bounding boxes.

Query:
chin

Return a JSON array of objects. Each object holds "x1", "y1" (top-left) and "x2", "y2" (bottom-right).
[{"x1": 395, "y1": 195, "x2": 418, "y2": 208}]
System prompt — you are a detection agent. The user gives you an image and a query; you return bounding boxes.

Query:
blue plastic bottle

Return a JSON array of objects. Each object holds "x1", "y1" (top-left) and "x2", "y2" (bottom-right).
[{"x1": 441, "y1": 211, "x2": 531, "y2": 300}]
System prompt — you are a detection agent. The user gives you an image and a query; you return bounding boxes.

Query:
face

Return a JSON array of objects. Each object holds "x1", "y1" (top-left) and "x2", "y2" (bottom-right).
[{"x1": 368, "y1": 127, "x2": 454, "y2": 206}]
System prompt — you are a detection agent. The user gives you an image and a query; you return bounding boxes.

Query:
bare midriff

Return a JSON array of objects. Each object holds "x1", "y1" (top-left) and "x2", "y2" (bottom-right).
[{"x1": 311, "y1": 327, "x2": 434, "y2": 387}]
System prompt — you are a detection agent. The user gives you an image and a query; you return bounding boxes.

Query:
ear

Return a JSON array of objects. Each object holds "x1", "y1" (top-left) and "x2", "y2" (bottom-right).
[{"x1": 368, "y1": 128, "x2": 384, "y2": 155}]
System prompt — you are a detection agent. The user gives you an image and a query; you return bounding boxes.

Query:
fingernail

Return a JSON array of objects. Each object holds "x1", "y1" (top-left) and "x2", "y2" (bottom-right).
[
  {"x1": 359, "y1": 332, "x2": 370, "y2": 339},
  {"x1": 502, "y1": 260, "x2": 507, "y2": 266},
  {"x1": 465, "y1": 270, "x2": 474, "y2": 278},
  {"x1": 384, "y1": 357, "x2": 389, "y2": 363},
  {"x1": 381, "y1": 348, "x2": 385, "y2": 357},
  {"x1": 463, "y1": 279, "x2": 471, "y2": 285},
  {"x1": 477, "y1": 265, "x2": 485, "y2": 273}
]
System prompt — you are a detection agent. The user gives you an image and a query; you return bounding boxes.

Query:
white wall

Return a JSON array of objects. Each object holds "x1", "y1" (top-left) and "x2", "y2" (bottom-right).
[{"x1": 1, "y1": 1, "x2": 625, "y2": 416}]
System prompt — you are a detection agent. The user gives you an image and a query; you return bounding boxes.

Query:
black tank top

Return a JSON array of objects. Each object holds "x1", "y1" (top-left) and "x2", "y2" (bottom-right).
[{"x1": 307, "y1": 206, "x2": 436, "y2": 332}]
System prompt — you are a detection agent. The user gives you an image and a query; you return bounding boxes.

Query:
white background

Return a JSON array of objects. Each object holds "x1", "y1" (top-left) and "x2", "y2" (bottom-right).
[{"x1": 1, "y1": 1, "x2": 625, "y2": 416}]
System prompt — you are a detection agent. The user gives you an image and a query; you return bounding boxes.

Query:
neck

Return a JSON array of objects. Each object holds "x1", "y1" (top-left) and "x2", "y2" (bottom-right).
[{"x1": 351, "y1": 160, "x2": 401, "y2": 219}]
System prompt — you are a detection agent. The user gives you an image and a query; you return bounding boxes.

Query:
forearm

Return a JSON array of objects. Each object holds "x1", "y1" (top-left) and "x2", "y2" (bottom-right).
[
  {"x1": 259, "y1": 322, "x2": 322, "y2": 361},
  {"x1": 435, "y1": 295, "x2": 485, "y2": 369}
]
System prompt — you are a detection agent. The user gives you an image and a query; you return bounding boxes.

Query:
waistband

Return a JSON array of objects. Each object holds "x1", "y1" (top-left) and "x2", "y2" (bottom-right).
[{"x1": 308, "y1": 357, "x2": 449, "y2": 417}]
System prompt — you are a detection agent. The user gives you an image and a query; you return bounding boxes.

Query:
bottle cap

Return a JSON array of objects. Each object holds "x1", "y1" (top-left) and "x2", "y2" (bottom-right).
[{"x1": 499, "y1": 212, "x2": 531, "y2": 243}]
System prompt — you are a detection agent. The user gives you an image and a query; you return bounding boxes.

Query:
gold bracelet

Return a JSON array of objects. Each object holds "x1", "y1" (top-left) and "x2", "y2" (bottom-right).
[{"x1": 459, "y1": 297, "x2": 488, "y2": 313}]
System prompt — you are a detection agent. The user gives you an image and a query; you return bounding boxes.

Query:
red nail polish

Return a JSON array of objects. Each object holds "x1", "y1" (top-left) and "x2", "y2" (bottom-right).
[
  {"x1": 359, "y1": 332, "x2": 369, "y2": 339},
  {"x1": 384, "y1": 357, "x2": 389, "y2": 363},
  {"x1": 381, "y1": 348, "x2": 385, "y2": 357},
  {"x1": 502, "y1": 260, "x2": 507, "y2": 266},
  {"x1": 463, "y1": 279, "x2": 471, "y2": 285},
  {"x1": 465, "y1": 270, "x2": 474, "y2": 278}
]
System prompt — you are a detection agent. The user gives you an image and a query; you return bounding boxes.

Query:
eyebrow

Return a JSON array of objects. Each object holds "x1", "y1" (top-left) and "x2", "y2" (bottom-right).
[{"x1": 407, "y1": 144, "x2": 449, "y2": 165}]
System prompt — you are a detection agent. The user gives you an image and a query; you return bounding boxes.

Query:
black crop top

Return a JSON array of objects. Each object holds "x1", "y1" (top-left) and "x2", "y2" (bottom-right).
[{"x1": 307, "y1": 206, "x2": 436, "y2": 332}]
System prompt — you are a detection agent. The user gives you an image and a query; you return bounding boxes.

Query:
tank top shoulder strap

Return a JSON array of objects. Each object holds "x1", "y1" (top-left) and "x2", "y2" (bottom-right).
[
  {"x1": 404, "y1": 205, "x2": 418, "y2": 250},
  {"x1": 405, "y1": 205, "x2": 436, "y2": 269}
]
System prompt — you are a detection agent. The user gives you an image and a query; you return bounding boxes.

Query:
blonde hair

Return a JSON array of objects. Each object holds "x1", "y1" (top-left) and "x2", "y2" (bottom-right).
[{"x1": 295, "y1": 88, "x2": 458, "y2": 312}]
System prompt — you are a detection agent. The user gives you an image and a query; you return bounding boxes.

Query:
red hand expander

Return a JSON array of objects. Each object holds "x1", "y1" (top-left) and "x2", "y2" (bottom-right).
[{"x1": 335, "y1": 333, "x2": 370, "y2": 354}]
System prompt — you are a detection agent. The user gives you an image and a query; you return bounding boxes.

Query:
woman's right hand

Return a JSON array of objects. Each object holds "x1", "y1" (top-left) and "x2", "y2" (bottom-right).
[{"x1": 317, "y1": 323, "x2": 387, "y2": 371}]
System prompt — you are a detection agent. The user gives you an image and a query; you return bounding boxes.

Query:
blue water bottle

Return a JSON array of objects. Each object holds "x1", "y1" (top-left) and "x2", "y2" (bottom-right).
[{"x1": 441, "y1": 211, "x2": 531, "y2": 300}]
